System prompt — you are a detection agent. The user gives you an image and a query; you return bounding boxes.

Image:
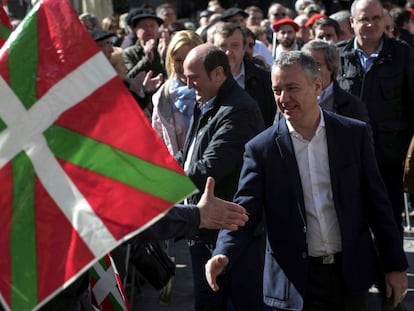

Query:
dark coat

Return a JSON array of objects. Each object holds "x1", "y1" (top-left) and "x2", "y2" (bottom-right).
[
  {"x1": 326, "y1": 80, "x2": 370, "y2": 124},
  {"x1": 244, "y1": 59, "x2": 277, "y2": 128},
  {"x1": 180, "y1": 76, "x2": 264, "y2": 207},
  {"x1": 123, "y1": 43, "x2": 166, "y2": 79},
  {"x1": 177, "y1": 77, "x2": 264, "y2": 243},
  {"x1": 214, "y1": 111, "x2": 408, "y2": 309},
  {"x1": 336, "y1": 36, "x2": 414, "y2": 165}
]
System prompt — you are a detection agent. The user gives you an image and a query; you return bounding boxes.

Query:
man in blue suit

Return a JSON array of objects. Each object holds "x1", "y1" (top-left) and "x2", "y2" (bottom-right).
[{"x1": 205, "y1": 51, "x2": 408, "y2": 310}]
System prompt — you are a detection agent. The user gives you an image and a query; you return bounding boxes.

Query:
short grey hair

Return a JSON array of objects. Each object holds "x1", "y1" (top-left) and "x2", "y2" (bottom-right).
[
  {"x1": 301, "y1": 39, "x2": 340, "y2": 78},
  {"x1": 273, "y1": 51, "x2": 320, "y2": 83}
]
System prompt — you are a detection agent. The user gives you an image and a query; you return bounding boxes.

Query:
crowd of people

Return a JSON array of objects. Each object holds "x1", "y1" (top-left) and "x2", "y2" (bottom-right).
[{"x1": 10, "y1": 0, "x2": 414, "y2": 310}]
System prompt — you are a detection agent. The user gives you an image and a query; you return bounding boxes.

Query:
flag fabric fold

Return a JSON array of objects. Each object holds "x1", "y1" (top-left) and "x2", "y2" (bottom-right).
[{"x1": 0, "y1": 1, "x2": 196, "y2": 310}]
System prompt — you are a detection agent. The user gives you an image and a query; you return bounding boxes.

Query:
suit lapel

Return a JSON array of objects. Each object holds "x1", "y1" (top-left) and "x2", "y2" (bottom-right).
[
  {"x1": 274, "y1": 120, "x2": 306, "y2": 217},
  {"x1": 324, "y1": 111, "x2": 341, "y2": 211}
]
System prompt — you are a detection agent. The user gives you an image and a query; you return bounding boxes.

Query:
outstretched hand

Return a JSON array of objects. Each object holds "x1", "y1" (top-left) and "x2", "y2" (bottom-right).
[
  {"x1": 205, "y1": 255, "x2": 229, "y2": 291},
  {"x1": 197, "y1": 177, "x2": 248, "y2": 230}
]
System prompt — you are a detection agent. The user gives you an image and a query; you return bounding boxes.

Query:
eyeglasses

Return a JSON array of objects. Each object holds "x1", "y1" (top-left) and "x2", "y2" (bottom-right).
[
  {"x1": 247, "y1": 42, "x2": 255, "y2": 48},
  {"x1": 271, "y1": 12, "x2": 286, "y2": 18},
  {"x1": 356, "y1": 15, "x2": 383, "y2": 25}
]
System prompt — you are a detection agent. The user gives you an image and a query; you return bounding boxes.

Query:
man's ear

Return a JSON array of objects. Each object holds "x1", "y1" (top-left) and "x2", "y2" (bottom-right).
[
  {"x1": 211, "y1": 66, "x2": 225, "y2": 83},
  {"x1": 314, "y1": 76, "x2": 323, "y2": 95},
  {"x1": 349, "y1": 16, "x2": 355, "y2": 29}
]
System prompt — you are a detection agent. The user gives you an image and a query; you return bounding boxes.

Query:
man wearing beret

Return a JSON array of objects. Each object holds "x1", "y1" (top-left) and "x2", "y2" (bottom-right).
[
  {"x1": 272, "y1": 18, "x2": 302, "y2": 59},
  {"x1": 120, "y1": 8, "x2": 141, "y2": 49},
  {"x1": 122, "y1": 9, "x2": 167, "y2": 80},
  {"x1": 89, "y1": 29, "x2": 116, "y2": 60}
]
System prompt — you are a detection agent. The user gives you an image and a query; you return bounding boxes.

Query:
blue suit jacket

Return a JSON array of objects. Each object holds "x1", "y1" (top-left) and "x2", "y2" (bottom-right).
[{"x1": 214, "y1": 110, "x2": 408, "y2": 310}]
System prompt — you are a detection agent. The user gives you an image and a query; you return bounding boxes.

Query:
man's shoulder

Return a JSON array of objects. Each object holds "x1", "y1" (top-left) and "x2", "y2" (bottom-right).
[
  {"x1": 244, "y1": 59, "x2": 270, "y2": 78},
  {"x1": 334, "y1": 82, "x2": 363, "y2": 103},
  {"x1": 324, "y1": 109, "x2": 367, "y2": 128},
  {"x1": 220, "y1": 78, "x2": 257, "y2": 105},
  {"x1": 247, "y1": 123, "x2": 279, "y2": 146},
  {"x1": 384, "y1": 36, "x2": 413, "y2": 55},
  {"x1": 123, "y1": 44, "x2": 142, "y2": 56},
  {"x1": 336, "y1": 38, "x2": 354, "y2": 53}
]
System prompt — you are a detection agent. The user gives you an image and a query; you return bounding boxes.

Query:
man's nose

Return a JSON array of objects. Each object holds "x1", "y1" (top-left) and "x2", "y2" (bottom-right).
[{"x1": 279, "y1": 90, "x2": 289, "y2": 101}]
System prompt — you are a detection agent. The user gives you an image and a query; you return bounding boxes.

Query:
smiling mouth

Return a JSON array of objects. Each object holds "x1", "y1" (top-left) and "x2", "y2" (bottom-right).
[
  {"x1": 282, "y1": 103, "x2": 294, "y2": 109},
  {"x1": 282, "y1": 104, "x2": 297, "y2": 113}
]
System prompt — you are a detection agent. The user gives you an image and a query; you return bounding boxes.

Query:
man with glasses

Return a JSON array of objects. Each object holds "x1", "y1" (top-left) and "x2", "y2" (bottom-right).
[
  {"x1": 337, "y1": 1, "x2": 414, "y2": 290},
  {"x1": 267, "y1": 2, "x2": 288, "y2": 22}
]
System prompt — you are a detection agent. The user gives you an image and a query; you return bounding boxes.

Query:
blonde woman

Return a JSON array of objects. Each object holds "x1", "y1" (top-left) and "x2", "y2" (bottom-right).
[{"x1": 152, "y1": 30, "x2": 203, "y2": 155}]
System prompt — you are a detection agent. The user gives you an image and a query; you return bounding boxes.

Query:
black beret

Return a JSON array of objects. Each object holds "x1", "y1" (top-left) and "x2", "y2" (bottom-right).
[
  {"x1": 220, "y1": 8, "x2": 249, "y2": 21},
  {"x1": 89, "y1": 29, "x2": 115, "y2": 42},
  {"x1": 126, "y1": 8, "x2": 163, "y2": 28}
]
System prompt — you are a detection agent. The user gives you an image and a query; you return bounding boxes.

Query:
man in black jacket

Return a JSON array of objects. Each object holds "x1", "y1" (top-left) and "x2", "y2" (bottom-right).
[
  {"x1": 180, "y1": 43, "x2": 264, "y2": 311},
  {"x1": 212, "y1": 22, "x2": 276, "y2": 128},
  {"x1": 337, "y1": 0, "x2": 414, "y2": 241},
  {"x1": 301, "y1": 39, "x2": 370, "y2": 124}
]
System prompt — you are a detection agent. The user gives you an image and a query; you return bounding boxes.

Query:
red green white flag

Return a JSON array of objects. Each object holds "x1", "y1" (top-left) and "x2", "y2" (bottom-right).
[
  {"x1": 0, "y1": 0, "x2": 196, "y2": 310},
  {"x1": 90, "y1": 253, "x2": 131, "y2": 311}
]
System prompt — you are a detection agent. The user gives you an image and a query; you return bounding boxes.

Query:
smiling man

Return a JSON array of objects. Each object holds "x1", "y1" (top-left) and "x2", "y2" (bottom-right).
[
  {"x1": 206, "y1": 51, "x2": 408, "y2": 311},
  {"x1": 179, "y1": 43, "x2": 264, "y2": 311}
]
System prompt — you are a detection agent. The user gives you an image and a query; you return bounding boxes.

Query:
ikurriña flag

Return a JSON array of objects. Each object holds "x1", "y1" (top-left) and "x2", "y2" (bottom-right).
[
  {"x1": 0, "y1": 5, "x2": 11, "y2": 47},
  {"x1": 0, "y1": 0, "x2": 196, "y2": 310},
  {"x1": 90, "y1": 253, "x2": 131, "y2": 311}
]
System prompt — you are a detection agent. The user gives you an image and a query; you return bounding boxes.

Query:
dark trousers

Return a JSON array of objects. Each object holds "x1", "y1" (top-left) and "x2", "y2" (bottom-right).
[
  {"x1": 189, "y1": 233, "x2": 266, "y2": 311},
  {"x1": 264, "y1": 257, "x2": 367, "y2": 311},
  {"x1": 189, "y1": 241, "x2": 227, "y2": 311},
  {"x1": 379, "y1": 163, "x2": 405, "y2": 240},
  {"x1": 303, "y1": 258, "x2": 367, "y2": 311}
]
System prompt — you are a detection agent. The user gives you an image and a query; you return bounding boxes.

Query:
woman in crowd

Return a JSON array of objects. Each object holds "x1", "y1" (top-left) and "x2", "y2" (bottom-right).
[{"x1": 152, "y1": 30, "x2": 203, "y2": 155}]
